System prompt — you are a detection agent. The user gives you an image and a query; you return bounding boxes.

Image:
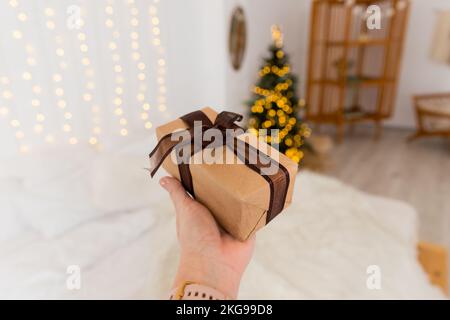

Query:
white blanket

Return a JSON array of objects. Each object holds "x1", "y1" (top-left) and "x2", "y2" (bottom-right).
[{"x1": 0, "y1": 170, "x2": 445, "y2": 299}]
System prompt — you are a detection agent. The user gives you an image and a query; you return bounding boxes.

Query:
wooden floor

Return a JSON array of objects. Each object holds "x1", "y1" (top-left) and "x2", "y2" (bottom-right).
[{"x1": 318, "y1": 126, "x2": 450, "y2": 249}]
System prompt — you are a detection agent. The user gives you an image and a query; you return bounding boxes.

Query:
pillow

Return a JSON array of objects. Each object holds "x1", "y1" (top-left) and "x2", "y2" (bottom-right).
[
  {"x1": 90, "y1": 134, "x2": 165, "y2": 213},
  {"x1": 90, "y1": 152, "x2": 165, "y2": 213},
  {"x1": 6, "y1": 144, "x2": 100, "y2": 238},
  {"x1": 2, "y1": 137, "x2": 164, "y2": 237},
  {"x1": 0, "y1": 178, "x2": 25, "y2": 242}
]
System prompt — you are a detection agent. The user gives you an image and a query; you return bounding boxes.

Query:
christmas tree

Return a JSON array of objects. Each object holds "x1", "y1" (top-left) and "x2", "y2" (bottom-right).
[{"x1": 247, "y1": 25, "x2": 310, "y2": 164}]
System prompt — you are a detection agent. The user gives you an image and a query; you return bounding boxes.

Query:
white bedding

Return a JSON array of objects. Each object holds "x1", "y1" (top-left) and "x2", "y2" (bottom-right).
[{"x1": 0, "y1": 146, "x2": 445, "y2": 299}]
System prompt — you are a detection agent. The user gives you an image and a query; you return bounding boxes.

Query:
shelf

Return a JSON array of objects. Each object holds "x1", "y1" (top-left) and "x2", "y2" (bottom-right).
[
  {"x1": 325, "y1": 38, "x2": 388, "y2": 47},
  {"x1": 306, "y1": 0, "x2": 410, "y2": 141},
  {"x1": 313, "y1": 38, "x2": 388, "y2": 47},
  {"x1": 311, "y1": 77, "x2": 395, "y2": 87},
  {"x1": 307, "y1": 111, "x2": 385, "y2": 124},
  {"x1": 325, "y1": 0, "x2": 393, "y2": 5},
  {"x1": 343, "y1": 109, "x2": 377, "y2": 121}
]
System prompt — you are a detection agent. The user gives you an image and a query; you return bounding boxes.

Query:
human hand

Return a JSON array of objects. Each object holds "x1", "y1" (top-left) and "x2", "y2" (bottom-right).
[{"x1": 160, "y1": 176, "x2": 255, "y2": 299}]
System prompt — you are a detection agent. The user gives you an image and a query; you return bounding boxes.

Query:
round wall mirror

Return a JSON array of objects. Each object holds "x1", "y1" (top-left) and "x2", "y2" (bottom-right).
[{"x1": 228, "y1": 6, "x2": 247, "y2": 71}]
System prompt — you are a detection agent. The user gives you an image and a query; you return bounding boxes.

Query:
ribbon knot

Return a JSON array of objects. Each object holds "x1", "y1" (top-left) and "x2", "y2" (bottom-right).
[
  {"x1": 212, "y1": 111, "x2": 243, "y2": 130},
  {"x1": 182, "y1": 110, "x2": 243, "y2": 132},
  {"x1": 148, "y1": 109, "x2": 290, "y2": 225}
]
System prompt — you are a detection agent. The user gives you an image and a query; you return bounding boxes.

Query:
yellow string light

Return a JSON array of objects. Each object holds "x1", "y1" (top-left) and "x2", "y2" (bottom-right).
[
  {"x1": 10, "y1": 1, "x2": 47, "y2": 142},
  {"x1": 150, "y1": 0, "x2": 168, "y2": 117},
  {"x1": 43, "y1": 6, "x2": 81, "y2": 145},
  {"x1": 271, "y1": 25, "x2": 283, "y2": 48},
  {"x1": 105, "y1": 1, "x2": 129, "y2": 137},
  {"x1": 3, "y1": 0, "x2": 168, "y2": 151},
  {"x1": 285, "y1": 147, "x2": 303, "y2": 164},
  {"x1": 0, "y1": 76, "x2": 30, "y2": 153}
]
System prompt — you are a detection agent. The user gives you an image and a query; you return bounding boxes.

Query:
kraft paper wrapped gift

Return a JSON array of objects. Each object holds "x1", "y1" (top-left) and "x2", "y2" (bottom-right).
[{"x1": 149, "y1": 107, "x2": 298, "y2": 241}]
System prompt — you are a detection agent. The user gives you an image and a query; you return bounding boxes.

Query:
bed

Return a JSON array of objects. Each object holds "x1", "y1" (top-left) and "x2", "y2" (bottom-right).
[{"x1": 0, "y1": 138, "x2": 446, "y2": 299}]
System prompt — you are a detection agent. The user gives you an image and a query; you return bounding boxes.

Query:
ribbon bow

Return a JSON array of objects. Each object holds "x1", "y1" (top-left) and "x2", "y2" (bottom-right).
[{"x1": 149, "y1": 110, "x2": 290, "y2": 224}]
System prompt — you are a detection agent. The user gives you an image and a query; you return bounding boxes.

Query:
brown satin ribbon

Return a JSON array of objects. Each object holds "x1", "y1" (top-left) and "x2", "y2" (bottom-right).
[{"x1": 149, "y1": 110, "x2": 290, "y2": 223}]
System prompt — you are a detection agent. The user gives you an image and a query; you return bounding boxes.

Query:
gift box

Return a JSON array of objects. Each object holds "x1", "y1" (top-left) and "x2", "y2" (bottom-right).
[{"x1": 149, "y1": 107, "x2": 297, "y2": 241}]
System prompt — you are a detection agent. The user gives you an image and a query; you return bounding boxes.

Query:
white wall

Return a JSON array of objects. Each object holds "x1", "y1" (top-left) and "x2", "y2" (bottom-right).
[
  {"x1": 2, "y1": 0, "x2": 448, "y2": 157},
  {"x1": 224, "y1": 0, "x2": 308, "y2": 116},
  {"x1": 164, "y1": 0, "x2": 308, "y2": 118},
  {"x1": 164, "y1": 0, "x2": 309, "y2": 119},
  {"x1": 164, "y1": 0, "x2": 227, "y2": 117},
  {"x1": 389, "y1": 0, "x2": 450, "y2": 128},
  {"x1": 221, "y1": 0, "x2": 450, "y2": 129},
  {"x1": 0, "y1": 0, "x2": 172, "y2": 155}
]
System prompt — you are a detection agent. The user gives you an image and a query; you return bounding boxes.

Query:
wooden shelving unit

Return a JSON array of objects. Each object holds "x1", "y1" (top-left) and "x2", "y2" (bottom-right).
[{"x1": 306, "y1": 0, "x2": 410, "y2": 142}]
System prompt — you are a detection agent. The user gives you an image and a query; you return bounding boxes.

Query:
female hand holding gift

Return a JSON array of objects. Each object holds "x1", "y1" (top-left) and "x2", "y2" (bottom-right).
[{"x1": 160, "y1": 176, "x2": 255, "y2": 300}]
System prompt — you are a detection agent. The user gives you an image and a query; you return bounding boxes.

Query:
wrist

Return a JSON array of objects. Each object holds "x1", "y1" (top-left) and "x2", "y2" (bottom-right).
[{"x1": 173, "y1": 254, "x2": 241, "y2": 299}]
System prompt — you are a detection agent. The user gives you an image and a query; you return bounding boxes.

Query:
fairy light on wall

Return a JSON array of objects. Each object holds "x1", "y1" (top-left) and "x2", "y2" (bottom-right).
[
  {"x1": 0, "y1": 75, "x2": 30, "y2": 153},
  {"x1": 75, "y1": 10, "x2": 101, "y2": 146},
  {"x1": 105, "y1": 0, "x2": 129, "y2": 136},
  {"x1": 149, "y1": 0, "x2": 168, "y2": 117},
  {"x1": 9, "y1": 0, "x2": 48, "y2": 142},
  {"x1": 126, "y1": 0, "x2": 152, "y2": 130},
  {"x1": 2, "y1": 1, "x2": 170, "y2": 153},
  {"x1": 44, "y1": 6, "x2": 76, "y2": 145}
]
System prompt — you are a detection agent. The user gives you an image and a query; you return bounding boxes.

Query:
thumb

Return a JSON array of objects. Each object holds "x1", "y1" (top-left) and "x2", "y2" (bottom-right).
[{"x1": 159, "y1": 176, "x2": 194, "y2": 212}]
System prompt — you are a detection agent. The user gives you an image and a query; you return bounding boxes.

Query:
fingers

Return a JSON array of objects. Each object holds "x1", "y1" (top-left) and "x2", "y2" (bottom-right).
[{"x1": 159, "y1": 176, "x2": 193, "y2": 213}]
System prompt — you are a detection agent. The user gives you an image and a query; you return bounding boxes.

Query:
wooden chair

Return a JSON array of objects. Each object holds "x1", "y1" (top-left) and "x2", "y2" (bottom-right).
[{"x1": 409, "y1": 93, "x2": 450, "y2": 143}]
